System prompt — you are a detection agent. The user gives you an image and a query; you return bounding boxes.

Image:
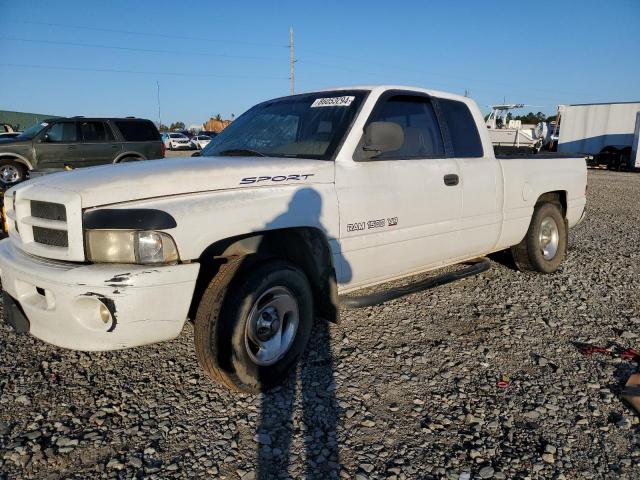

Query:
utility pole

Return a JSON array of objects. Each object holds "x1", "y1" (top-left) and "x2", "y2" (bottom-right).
[
  {"x1": 289, "y1": 27, "x2": 295, "y2": 95},
  {"x1": 156, "y1": 81, "x2": 162, "y2": 129}
]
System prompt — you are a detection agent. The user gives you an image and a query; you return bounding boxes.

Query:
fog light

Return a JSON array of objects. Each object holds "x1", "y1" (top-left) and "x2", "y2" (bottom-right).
[
  {"x1": 73, "y1": 296, "x2": 114, "y2": 331},
  {"x1": 99, "y1": 303, "x2": 111, "y2": 324}
]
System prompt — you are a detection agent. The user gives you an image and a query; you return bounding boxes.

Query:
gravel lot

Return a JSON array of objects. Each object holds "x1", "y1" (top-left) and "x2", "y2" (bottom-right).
[
  {"x1": 165, "y1": 149, "x2": 198, "y2": 158},
  {"x1": 1, "y1": 170, "x2": 639, "y2": 479}
]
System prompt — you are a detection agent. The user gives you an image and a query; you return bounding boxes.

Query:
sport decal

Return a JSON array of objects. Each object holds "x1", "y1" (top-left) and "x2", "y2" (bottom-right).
[{"x1": 240, "y1": 174, "x2": 314, "y2": 185}]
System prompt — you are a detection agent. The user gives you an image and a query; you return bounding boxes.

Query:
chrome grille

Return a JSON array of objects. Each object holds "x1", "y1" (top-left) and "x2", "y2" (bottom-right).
[
  {"x1": 32, "y1": 226, "x2": 69, "y2": 247},
  {"x1": 31, "y1": 200, "x2": 67, "y2": 221}
]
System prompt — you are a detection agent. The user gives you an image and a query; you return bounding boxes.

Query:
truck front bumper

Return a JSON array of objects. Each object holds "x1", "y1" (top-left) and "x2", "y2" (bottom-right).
[{"x1": 0, "y1": 239, "x2": 200, "y2": 351}]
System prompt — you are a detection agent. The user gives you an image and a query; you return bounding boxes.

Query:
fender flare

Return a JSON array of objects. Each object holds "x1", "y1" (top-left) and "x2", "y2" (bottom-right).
[
  {"x1": 193, "y1": 227, "x2": 340, "y2": 323},
  {"x1": 0, "y1": 152, "x2": 34, "y2": 170}
]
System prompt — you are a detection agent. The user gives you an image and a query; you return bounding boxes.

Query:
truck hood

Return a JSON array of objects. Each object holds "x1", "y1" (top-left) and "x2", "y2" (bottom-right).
[{"x1": 21, "y1": 156, "x2": 335, "y2": 208}]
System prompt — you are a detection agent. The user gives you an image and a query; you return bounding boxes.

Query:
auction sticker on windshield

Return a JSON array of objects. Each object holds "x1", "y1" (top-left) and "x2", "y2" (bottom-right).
[{"x1": 311, "y1": 96, "x2": 355, "y2": 108}]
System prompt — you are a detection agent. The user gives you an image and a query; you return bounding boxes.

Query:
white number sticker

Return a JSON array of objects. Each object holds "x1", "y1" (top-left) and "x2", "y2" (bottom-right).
[{"x1": 311, "y1": 96, "x2": 355, "y2": 108}]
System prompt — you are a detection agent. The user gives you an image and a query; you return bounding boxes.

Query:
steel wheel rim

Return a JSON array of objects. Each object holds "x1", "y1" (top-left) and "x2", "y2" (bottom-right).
[
  {"x1": 0, "y1": 165, "x2": 19, "y2": 184},
  {"x1": 245, "y1": 286, "x2": 299, "y2": 366},
  {"x1": 539, "y1": 216, "x2": 559, "y2": 260}
]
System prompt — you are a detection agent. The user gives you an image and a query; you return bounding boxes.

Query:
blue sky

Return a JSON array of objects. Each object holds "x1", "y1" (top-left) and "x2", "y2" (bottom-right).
[{"x1": 1, "y1": 0, "x2": 639, "y2": 127}]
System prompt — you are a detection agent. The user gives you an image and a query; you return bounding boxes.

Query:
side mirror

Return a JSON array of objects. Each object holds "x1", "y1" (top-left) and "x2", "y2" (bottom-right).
[
  {"x1": 360, "y1": 121, "x2": 404, "y2": 160},
  {"x1": 42, "y1": 133, "x2": 50, "y2": 143}
]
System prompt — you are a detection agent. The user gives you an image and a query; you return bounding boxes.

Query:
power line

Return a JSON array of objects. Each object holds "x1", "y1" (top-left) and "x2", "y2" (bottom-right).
[
  {"x1": 15, "y1": 20, "x2": 287, "y2": 49},
  {"x1": 0, "y1": 36, "x2": 282, "y2": 63},
  {"x1": 296, "y1": 58, "x2": 601, "y2": 101},
  {"x1": 12, "y1": 19, "x2": 574, "y2": 97},
  {"x1": 9, "y1": 21, "x2": 602, "y2": 103},
  {"x1": 0, "y1": 63, "x2": 287, "y2": 80}
]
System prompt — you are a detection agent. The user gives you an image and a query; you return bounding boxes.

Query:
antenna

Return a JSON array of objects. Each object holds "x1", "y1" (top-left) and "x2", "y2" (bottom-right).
[
  {"x1": 289, "y1": 27, "x2": 295, "y2": 95},
  {"x1": 156, "y1": 80, "x2": 162, "y2": 129}
]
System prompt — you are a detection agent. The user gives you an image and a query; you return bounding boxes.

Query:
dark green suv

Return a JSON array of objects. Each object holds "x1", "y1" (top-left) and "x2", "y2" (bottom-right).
[{"x1": 0, "y1": 117, "x2": 164, "y2": 185}]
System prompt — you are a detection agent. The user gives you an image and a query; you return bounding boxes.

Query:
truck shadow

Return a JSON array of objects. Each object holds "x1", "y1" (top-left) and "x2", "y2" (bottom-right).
[{"x1": 254, "y1": 187, "x2": 348, "y2": 479}]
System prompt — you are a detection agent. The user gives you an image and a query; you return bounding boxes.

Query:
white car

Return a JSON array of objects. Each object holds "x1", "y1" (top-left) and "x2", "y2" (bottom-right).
[
  {"x1": 191, "y1": 135, "x2": 212, "y2": 150},
  {"x1": 162, "y1": 132, "x2": 192, "y2": 150},
  {"x1": 0, "y1": 85, "x2": 587, "y2": 393}
]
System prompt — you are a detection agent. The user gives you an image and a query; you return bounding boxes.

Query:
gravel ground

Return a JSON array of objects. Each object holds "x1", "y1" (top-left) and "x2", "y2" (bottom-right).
[
  {"x1": 165, "y1": 149, "x2": 197, "y2": 158},
  {"x1": 1, "y1": 170, "x2": 639, "y2": 480}
]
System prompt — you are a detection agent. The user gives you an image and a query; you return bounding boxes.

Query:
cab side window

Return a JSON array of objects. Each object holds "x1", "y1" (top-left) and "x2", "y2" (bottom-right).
[
  {"x1": 369, "y1": 95, "x2": 445, "y2": 159},
  {"x1": 79, "y1": 121, "x2": 114, "y2": 142},
  {"x1": 46, "y1": 122, "x2": 78, "y2": 143}
]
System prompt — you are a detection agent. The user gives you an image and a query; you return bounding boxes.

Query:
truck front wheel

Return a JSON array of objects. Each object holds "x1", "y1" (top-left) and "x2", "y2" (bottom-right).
[
  {"x1": 193, "y1": 258, "x2": 314, "y2": 393},
  {"x1": 511, "y1": 202, "x2": 567, "y2": 273},
  {"x1": 0, "y1": 160, "x2": 26, "y2": 185}
]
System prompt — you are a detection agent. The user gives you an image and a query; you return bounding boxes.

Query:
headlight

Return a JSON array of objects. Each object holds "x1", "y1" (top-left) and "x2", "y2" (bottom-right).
[{"x1": 85, "y1": 230, "x2": 179, "y2": 264}]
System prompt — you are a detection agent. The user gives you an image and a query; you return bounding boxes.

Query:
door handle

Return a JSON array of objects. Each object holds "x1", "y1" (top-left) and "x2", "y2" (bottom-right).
[
  {"x1": 111, "y1": 145, "x2": 119, "y2": 149},
  {"x1": 67, "y1": 145, "x2": 77, "y2": 150},
  {"x1": 443, "y1": 174, "x2": 459, "y2": 186}
]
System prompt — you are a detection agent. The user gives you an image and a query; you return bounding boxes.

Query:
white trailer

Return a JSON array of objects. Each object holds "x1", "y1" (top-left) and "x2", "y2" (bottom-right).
[
  {"x1": 556, "y1": 101, "x2": 640, "y2": 170},
  {"x1": 632, "y1": 112, "x2": 640, "y2": 169}
]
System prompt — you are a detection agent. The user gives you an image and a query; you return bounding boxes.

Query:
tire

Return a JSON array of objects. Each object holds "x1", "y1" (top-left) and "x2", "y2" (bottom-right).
[
  {"x1": 0, "y1": 160, "x2": 26, "y2": 185},
  {"x1": 117, "y1": 156, "x2": 141, "y2": 163},
  {"x1": 194, "y1": 258, "x2": 314, "y2": 393},
  {"x1": 511, "y1": 202, "x2": 567, "y2": 273},
  {"x1": 620, "y1": 152, "x2": 630, "y2": 171}
]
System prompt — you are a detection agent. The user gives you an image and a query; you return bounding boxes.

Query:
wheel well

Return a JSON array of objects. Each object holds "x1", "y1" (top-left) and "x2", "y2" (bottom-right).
[
  {"x1": 600, "y1": 145, "x2": 619, "y2": 154},
  {"x1": 536, "y1": 191, "x2": 566, "y2": 216},
  {"x1": 114, "y1": 154, "x2": 144, "y2": 163},
  {"x1": 188, "y1": 227, "x2": 339, "y2": 323},
  {"x1": 0, "y1": 155, "x2": 31, "y2": 170}
]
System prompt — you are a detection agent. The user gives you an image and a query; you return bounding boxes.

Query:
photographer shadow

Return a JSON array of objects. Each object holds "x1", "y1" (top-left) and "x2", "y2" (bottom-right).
[{"x1": 255, "y1": 187, "x2": 349, "y2": 479}]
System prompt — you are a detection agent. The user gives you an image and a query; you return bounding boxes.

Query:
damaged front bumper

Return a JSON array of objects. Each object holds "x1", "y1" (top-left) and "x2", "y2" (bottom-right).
[{"x1": 0, "y1": 239, "x2": 200, "y2": 351}]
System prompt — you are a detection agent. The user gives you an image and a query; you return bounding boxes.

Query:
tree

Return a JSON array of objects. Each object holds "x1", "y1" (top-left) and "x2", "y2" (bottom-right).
[
  {"x1": 214, "y1": 114, "x2": 222, "y2": 121},
  {"x1": 169, "y1": 121, "x2": 185, "y2": 130},
  {"x1": 158, "y1": 123, "x2": 169, "y2": 132},
  {"x1": 513, "y1": 112, "x2": 548, "y2": 124}
]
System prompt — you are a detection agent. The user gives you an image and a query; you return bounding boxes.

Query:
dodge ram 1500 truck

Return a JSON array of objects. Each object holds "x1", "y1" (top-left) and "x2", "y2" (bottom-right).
[{"x1": 0, "y1": 86, "x2": 587, "y2": 392}]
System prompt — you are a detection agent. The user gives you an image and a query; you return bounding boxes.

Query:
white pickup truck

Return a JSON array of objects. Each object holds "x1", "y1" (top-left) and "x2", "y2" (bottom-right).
[{"x1": 0, "y1": 86, "x2": 587, "y2": 392}]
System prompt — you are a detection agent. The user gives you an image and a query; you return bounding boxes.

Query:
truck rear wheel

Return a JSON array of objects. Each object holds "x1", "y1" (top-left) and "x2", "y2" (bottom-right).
[
  {"x1": 193, "y1": 258, "x2": 313, "y2": 393},
  {"x1": 511, "y1": 202, "x2": 567, "y2": 273}
]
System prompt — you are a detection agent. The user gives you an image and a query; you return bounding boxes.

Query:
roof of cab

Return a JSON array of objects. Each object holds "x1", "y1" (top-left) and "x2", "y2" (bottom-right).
[
  {"x1": 41, "y1": 117, "x2": 149, "y2": 123},
  {"x1": 305, "y1": 85, "x2": 471, "y2": 103}
]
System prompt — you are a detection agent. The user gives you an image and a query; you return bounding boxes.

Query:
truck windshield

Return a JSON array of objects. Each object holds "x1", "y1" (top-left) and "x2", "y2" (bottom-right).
[
  {"x1": 16, "y1": 122, "x2": 49, "y2": 140},
  {"x1": 201, "y1": 90, "x2": 368, "y2": 160}
]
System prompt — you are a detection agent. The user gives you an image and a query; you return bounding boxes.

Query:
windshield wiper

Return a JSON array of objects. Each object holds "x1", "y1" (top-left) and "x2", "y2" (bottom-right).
[{"x1": 217, "y1": 148, "x2": 267, "y2": 157}]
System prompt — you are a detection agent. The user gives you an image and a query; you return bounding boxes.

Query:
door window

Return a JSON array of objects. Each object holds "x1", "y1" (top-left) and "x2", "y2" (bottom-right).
[
  {"x1": 46, "y1": 122, "x2": 78, "y2": 142},
  {"x1": 438, "y1": 99, "x2": 484, "y2": 157},
  {"x1": 367, "y1": 96, "x2": 445, "y2": 159},
  {"x1": 79, "y1": 122, "x2": 114, "y2": 142}
]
